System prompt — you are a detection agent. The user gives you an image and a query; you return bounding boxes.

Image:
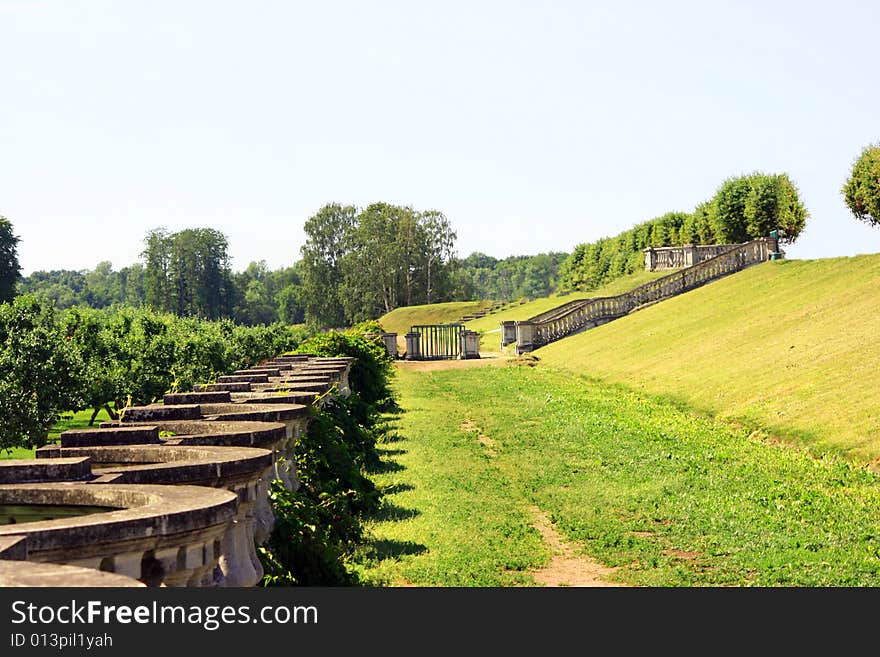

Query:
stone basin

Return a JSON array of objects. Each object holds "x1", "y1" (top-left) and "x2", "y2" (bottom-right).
[
  {"x1": 252, "y1": 381, "x2": 332, "y2": 394},
  {"x1": 266, "y1": 355, "x2": 314, "y2": 364},
  {"x1": 269, "y1": 375, "x2": 333, "y2": 384},
  {"x1": 0, "y1": 483, "x2": 238, "y2": 587},
  {"x1": 100, "y1": 420, "x2": 286, "y2": 449},
  {"x1": 97, "y1": 417, "x2": 295, "y2": 506},
  {"x1": 1, "y1": 503, "x2": 117, "y2": 526},
  {"x1": 34, "y1": 444, "x2": 274, "y2": 586},
  {"x1": 197, "y1": 403, "x2": 309, "y2": 445},
  {"x1": 121, "y1": 404, "x2": 201, "y2": 423},
  {"x1": 163, "y1": 391, "x2": 232, "y2": 405}
]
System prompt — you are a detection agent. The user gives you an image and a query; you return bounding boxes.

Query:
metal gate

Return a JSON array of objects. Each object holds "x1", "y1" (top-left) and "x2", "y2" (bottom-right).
[{"x1": 409, "y1": 324, "x2": 464, "y2": 360}]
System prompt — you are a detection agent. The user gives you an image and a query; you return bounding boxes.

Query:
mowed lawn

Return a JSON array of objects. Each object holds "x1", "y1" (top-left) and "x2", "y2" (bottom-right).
[
  {"x1": 353, "y1": 364, "x2": 880, "y2": 587},
  {"x1": 536, "y1": 256, "x2": 880, "y2": 465},
  {"x1": 378, "y1": 300, "x2": 494, "y2": 336},
  {"x1": 0, "y1": 408, "x2": 112, "y2": 459}
]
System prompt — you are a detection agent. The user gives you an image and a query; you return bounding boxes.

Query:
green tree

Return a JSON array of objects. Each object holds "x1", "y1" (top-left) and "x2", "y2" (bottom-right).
[
  {"x1": 276, "y1": 284, "x2": 304, "y2": 324},
  {"x1": 142, "y1": 227, "x2": 233, "y2": 318},
  {"x1": 299, "y1": 203, "x2": 357, "y2": 329},
  {"x1": 744, "y1": 173, "x2": 808, "y2": 244},
  {"x1": 142, "y1": 227, "x2": 171, "y2": 312},
  {"x1": 842, "y1": 143, "x2": 880, "y2": 228},
  {"x1": 710, "y1": 175, "x2": 755, "y2": 243},
  {"x1": 340, "y1": 203, "x2": 402, "y2": 321},
  {"x1": 0, "y1": 216, "x2": 21, "y2": 304},
  {"x1": 0, "y1": 295, "x2": 87, "y2": 450},
  {"x1": 420, "y1": 210, "x2": 457, "y2": 304}
]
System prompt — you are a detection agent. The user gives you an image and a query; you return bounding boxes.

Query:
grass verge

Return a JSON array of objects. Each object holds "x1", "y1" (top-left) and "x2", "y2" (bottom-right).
[
  {"x1": 0, "y1": 408, "x2": 112, "y2": 460},
  {"x1": 353, "y1": 363, "x2": 880, "y2": 586},
  {"x1": 536, "y1": 256, "x2": 880, "y2": 464}
]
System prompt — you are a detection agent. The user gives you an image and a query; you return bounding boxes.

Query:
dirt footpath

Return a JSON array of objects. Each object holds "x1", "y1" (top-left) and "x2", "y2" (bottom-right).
[
  {"x1": 402, "y1": 357, "x2": 630, "y2": 587},
  {"x1": 394, "y1": 354, "x2": 512, "y2": 371}
]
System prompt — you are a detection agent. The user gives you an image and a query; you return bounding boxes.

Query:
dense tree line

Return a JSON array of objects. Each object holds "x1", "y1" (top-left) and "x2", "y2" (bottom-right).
[
  {"x1": 18, "y1": 226, "x2": 307, "y2": 326},
  {"x1": 559, "y1": 172, "x2": 808, "y2": 291},
  {"x1": 8, "y1": 208, "x2": 571, "y2": 331},
  {"x1": 453, "y1": 251, "x2": 569, "y2": 301}
]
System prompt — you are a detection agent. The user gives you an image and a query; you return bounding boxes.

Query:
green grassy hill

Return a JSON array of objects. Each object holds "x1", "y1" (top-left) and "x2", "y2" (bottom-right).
[
  {"x1": 377, "y1": 300, "x2": 494, "y2": 336},
  {"x1": 536, "y1": 255, "x2": 880, "y2": 464}
]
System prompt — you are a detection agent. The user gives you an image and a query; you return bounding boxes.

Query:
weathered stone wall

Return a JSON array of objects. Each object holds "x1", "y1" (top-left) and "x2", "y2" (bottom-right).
[{"x1": 0, "y1": 354, "x2": 355, "y2": 588}]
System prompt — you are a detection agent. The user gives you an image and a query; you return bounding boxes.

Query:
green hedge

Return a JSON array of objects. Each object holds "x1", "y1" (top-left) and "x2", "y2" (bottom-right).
[{"x1": 560, "y1": 172, "x2": 807, "y2": 292}]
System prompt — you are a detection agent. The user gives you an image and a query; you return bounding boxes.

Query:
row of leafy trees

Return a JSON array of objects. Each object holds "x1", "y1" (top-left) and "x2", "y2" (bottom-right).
[
  {"x1": 6, "y1": 210, "x2": 573, "y2": 329},
  {"x1": 559, "y1": 172, "x2": 809, "y2": 291},
  {"x1": 0, "y1": 294, "x2": 309, "y2": 451},
  {"x1": 454, "y1": 251, "x2": 569, "y2": 302}
]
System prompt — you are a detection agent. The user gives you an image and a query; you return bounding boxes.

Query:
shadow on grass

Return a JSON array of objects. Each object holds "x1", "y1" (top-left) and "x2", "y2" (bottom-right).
[
  {"x1": 371, "y1": 502, "x2": 420, "y2": 522},
  {"x1": 367, "y1": 459, "x2": 405, "y2": 474},
  {"x1": 382, "y1": 482, "x2": 415, "y2": 495},
  {"x1": 361, "y1": 538, "x2": 427, "y2": 563}
]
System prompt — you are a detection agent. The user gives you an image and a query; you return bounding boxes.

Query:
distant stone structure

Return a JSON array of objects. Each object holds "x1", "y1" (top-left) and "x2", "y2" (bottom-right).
[
  {"x1": 511, "y1": 237, "x2": 780, "y2": 354},
  {"x1": 404, "y1": 324, "x2": 480, "y2": 360}
]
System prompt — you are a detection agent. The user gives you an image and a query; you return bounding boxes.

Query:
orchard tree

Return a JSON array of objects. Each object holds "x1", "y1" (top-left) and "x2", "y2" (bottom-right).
[
  {"x1": 0, "y1": 216, "x2": 21, "y2": 303},
  {"x1": 842, "y1": 143, "x2": 880, "y2": 228},
  {"x1": 0, "y1": 295, "x2": 86, "y2": 450}
]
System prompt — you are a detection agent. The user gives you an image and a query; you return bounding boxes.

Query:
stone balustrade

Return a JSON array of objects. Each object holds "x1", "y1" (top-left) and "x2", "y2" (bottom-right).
[
  {"x1": 34, "y1": 443, "x2": 274, "y2": 587},
  {"x1": 643, "y1": 243, "x2": 745, "y2": 271},
  {"x1": 0, "y1": 353, "x2": 356, "y2": 588},
  {"x1": 0, "y1": 482, "x2": 238, "y2": 587}
]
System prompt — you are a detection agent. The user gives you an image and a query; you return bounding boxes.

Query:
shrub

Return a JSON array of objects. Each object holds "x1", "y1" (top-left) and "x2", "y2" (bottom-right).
[
  {"x1": 293, "y1": 325, "x2": 396, "y2": 414},
  {"x1": 258, "y1": 320, "x2": 397, "y2": 585},
  {"x1": 842, "y1": 143, "x2": 880, "y2": 227}
]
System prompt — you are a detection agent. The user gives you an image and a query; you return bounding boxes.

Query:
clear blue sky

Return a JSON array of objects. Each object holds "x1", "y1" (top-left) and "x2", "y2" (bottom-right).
[{"x1": 2, "y1": 0, "x2": 879, "y2": 275}]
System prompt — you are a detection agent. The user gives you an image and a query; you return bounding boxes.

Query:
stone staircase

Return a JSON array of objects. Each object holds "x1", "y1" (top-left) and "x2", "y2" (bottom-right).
[
  {"x1": 506, "y1": 236, "x2": 780, "y2": 354},
  {"x1": 457, "y1": 299, "x2": 519, "y2": 322}
]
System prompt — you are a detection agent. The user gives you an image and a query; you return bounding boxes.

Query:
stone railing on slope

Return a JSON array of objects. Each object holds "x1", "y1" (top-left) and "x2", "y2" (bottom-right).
[
  {"x1": 513, "y1": 237, "x2": 778, "y2": 354},
  {"x1": 643, "y1": 243, "x2": 743, "y2": 271}
]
